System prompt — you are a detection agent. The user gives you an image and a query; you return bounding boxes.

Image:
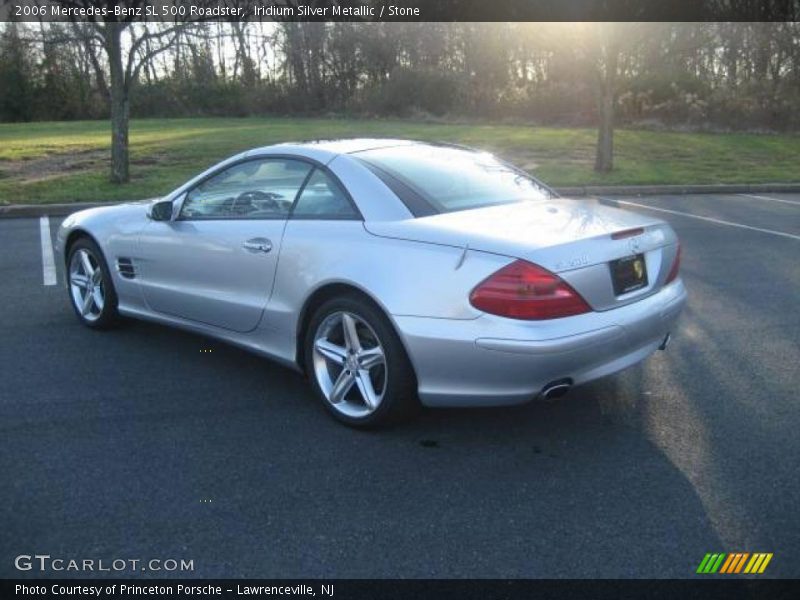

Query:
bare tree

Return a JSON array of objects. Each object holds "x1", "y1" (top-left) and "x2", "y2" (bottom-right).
[
  {"x1": 51, "y1": 1, "x2": 191, "y2": 183},
  {"x1": 592, "y1": 24, "x2": 659, "y2": 173},
  {"x1": 97, "y1": 22, "x2": 186, "y2": 183}
]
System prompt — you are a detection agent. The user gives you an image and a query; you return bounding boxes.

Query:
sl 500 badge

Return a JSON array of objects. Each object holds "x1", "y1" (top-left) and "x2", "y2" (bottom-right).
[{"x1": 555, "y1": 255, "x2": 590, "y2": 270}]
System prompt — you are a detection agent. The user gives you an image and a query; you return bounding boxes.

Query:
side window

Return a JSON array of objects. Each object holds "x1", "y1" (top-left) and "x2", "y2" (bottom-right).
[
  {"x1": 180, "y1": 158, "x2": 312, "y2": 220},
  {"x1": 292, "y1": 169, "x2": 359, "y2": 220}
]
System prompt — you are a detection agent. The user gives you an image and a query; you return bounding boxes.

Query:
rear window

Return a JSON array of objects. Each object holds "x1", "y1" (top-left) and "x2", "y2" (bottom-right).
[{"x1": 355, "y1": 145, "x2": 551, "y2": 215}]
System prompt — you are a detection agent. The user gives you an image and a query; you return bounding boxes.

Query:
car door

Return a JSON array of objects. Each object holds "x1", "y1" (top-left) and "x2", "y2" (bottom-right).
[{"x1": 138, "y1": 157, "x2": 313, "y2": 333}]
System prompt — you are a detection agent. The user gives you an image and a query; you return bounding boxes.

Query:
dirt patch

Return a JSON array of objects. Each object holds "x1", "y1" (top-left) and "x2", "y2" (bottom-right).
[
  {"x1": 0, "y1": 149, "x2": 108, "y2": 183},
  {"x1": 132, "y1": 155, "x2": 161, "y2": 166}
]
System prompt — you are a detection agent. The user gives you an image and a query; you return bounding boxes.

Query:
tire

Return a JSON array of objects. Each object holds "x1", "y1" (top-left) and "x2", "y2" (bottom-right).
[
  {"x1": 66, "y1": 237, "x2": 120, "y2": 329},
  {"x1": 304, "y1": 293, "x2": 420, "y2": 428}
]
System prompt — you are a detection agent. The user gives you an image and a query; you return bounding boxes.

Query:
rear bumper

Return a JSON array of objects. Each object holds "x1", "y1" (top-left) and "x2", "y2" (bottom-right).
[{"x1": 394, "y1": 279, "x2": 687, "y2": 407}]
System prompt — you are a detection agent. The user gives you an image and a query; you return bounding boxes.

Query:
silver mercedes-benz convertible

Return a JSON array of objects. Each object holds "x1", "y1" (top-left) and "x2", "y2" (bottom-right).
[{"x1": 57, "y1": 139, "x2": 686, "y2": 427}]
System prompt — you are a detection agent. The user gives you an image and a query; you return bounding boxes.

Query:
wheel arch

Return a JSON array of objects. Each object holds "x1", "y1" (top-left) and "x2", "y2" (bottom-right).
[
  {"x1": 63, "y1": 228, "x2": 102, "y2": 266},
  {"x1": 295, "y1": 282, "x2": 418, "y2": 386}
]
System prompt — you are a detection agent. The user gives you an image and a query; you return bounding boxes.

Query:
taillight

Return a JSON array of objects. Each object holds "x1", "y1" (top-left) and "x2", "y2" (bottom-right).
[
  {"x1": 470, "y1": 260, "x2": 591, "y2": 320},
  {"x1": 665, "y1": 244, "x2": 681, "y2": 284}
]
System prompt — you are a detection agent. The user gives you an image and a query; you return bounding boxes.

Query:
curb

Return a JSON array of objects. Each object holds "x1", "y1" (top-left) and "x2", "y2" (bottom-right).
[
  {"x1": 1, "y1": 184, "x2": 799, "y2": 218},
  {"x1": 0, "y1": 202, "x2": 113, "y2": 219}
]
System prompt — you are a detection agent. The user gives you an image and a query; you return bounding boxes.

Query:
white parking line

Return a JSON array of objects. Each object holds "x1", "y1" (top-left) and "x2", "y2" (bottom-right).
[
  {"x1": 608, "y1": 199, "x2": 800, "y2": 241},
  {"x1": 738, "y1": 193, "x2": 800, "y2": 206},
  {"x1": 39, "y1": 216, "x2": 57, "y2": 286}
]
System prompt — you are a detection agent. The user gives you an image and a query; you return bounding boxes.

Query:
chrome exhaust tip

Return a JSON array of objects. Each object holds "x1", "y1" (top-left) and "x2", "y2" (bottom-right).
[
  {"x1": 658, "y1": 332, "x2": 671, "y2": 351},
  {"x1": 541, "y1": 379, "x2": 573, "y2": 401}
]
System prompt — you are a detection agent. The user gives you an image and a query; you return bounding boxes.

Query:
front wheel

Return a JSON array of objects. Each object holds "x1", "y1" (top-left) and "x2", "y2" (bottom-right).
[
  {"x1": 66, "y1": 238, "x2": 119, "y2": 329},
  {"x1": 305, "y1": 294, "x2": 419, "y2": 428}
]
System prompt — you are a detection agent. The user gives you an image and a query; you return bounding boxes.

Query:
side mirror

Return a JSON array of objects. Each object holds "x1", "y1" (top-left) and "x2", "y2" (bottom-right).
[{"x1": 148, "y1": 200, "x2": 174, "y2": 222}]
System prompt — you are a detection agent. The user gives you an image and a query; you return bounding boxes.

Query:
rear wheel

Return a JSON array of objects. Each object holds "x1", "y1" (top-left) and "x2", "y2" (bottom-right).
[
  {"x1": 305, "y1": 294, "x2": 419, "y2": 428},
  {"x1": 66, "y1": 238, "x2": 119, "y2": 329}
]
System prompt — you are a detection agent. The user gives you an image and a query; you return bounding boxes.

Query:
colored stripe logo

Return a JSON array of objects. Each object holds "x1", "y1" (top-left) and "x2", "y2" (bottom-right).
[{"x1": 696, "y1": 553, "x2": 773, "y2": 574}]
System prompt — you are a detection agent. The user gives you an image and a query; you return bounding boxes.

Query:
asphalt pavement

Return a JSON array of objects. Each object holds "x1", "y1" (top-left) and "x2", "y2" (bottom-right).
[{"x1": 1, "y1": 193, "x2": 798, "y2": 578}]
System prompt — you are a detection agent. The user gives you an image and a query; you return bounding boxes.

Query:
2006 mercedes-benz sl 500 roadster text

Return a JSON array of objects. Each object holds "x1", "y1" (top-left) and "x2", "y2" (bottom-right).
[{"x1": 57, "y1": 139, "x2": 686, "y2": 427}]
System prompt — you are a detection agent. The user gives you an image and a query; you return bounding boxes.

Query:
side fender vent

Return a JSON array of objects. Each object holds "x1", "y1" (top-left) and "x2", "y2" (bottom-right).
[{"x1": 116, "y1": 257, "x2": 136, "y2": 280}]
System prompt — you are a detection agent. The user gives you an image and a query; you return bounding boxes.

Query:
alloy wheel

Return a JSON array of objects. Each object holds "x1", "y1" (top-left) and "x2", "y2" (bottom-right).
[
  {"x1": 312, "y1": 311, "x2": 387, "y2": 418},
  {"x1": 69, "y1": 248, "x2": 105, "y2": 322}
]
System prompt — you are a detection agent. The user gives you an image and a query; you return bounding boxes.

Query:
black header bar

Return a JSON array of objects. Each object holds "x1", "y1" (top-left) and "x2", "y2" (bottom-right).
[{"x1": 2, "y1": 0, "x2": 800, "y2": 22}]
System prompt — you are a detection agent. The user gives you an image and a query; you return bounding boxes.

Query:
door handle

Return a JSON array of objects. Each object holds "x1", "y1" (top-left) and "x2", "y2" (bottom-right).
[{"x1": 242, "y1": 238, "x2": 272, "y2": 253}]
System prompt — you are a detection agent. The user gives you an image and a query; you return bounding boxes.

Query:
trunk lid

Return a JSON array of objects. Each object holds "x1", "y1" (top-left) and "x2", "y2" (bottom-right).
[{"x1": 364, "y1": 198, "x2": 679, "y2": 311}]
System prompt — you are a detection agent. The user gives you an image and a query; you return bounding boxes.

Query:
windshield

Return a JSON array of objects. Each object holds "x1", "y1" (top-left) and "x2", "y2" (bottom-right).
[{"x1": 355, "y1": 144, "x2": 551, "y2": 214}]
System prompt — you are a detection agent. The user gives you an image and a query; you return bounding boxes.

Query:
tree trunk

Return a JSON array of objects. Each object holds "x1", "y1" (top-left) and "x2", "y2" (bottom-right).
[
  {"x1": 109, "y1": 89, "x2": 130, "y2": 184},
  {"x1": 594, "y1": 30, "x2": 618, "y2": 174},
  {"x1": 105, "y1": 23, "x2": 129, "y2": 184},
  {"x1": 285, "y1": 24, "x2": 309, "y2": 107},
  {"x1": 724, "y1": 23, "x2": 741, "y2": 87},
  {"x1": 595, "y1": 85, "x2": 614, "y2": 173}
]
